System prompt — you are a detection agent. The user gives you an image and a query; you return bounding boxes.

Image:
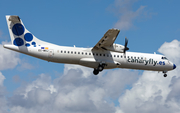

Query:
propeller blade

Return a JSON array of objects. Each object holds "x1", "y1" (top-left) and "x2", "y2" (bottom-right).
[
  {"x1": 124, "y1": 37, "x2": 129, "y2": 53},
  {"x1": 125, "y1": 37, "x2": 128, "y2": 47}
]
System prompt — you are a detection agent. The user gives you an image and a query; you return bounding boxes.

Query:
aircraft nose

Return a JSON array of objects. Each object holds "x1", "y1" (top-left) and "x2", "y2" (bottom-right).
[{"x1": 173, "y1": 64, "x2": 176, "y2": 69}]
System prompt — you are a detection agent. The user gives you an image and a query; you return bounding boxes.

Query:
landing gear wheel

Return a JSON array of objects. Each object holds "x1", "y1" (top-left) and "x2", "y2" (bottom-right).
[
  {"x1": 98, "y1": 65, "x2": 104, "y2": 72},
  {"x1": 164, "y1": 74, "x2": 167, "y2": 77},
  {"x1": 93, "y1": 69, "x2": 99, "y2": 75},
  {"x1": 98, "y1": 64, "x2": 106, "y2": 72}
]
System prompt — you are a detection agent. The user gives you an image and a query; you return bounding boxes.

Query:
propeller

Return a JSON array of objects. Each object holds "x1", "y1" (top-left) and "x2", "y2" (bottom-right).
[{"x1": 123, "y1": 37, "x2": 129, "y2": 54}]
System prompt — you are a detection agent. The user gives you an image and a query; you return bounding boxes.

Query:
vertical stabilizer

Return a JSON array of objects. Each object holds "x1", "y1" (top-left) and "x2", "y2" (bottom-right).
[{"x1": 6, "y1": 15, "x2": 45, "y2": 47}]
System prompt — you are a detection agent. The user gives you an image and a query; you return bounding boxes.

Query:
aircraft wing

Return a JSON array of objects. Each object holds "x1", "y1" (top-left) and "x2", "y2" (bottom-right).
[{"x1": 93, "y1": 29, "x2": 120, "y2": 50}]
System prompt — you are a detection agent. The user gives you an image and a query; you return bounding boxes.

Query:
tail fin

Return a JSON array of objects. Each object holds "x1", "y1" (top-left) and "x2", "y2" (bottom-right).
[{"x1": 6, "y1": 15, "x2": 44, "y2": 47}]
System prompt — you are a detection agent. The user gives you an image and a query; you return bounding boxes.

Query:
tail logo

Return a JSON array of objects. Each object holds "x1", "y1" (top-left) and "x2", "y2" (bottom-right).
[
  {"x1": 24, "y1": 33, "x2": 33, "y2": 42},
  {"x1": 12, "y1": 23, "x2": 25, "y2": 36},
  {"x1": 13, "y1": 38, "x2": 24, "y2": 46},
  {"x1": 12, "y1": 23, "x2": 36, "y2": 47}
]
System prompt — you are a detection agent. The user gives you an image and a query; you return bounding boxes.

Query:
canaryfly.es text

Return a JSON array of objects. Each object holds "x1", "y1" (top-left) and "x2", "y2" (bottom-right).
[{"x1": 127, "y1": 58, "x2": 165, "y2": 66}]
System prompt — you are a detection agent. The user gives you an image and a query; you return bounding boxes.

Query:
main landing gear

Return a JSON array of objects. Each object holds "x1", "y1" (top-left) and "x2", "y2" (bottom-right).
[
  {"x1": 163, "y1": 71, "x2": 167, "y2": 77},
  {"x1": 93, "y1": 63, "x2": 106, "y2": 75},
  {"x1": 93, "y1": 69, "x2": 99, "y2": 75}
]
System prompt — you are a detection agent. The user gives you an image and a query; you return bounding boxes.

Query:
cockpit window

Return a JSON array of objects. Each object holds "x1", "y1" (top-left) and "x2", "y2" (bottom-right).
[{"x1": 162, "y1": 57, "x2": 168, "y2": 60}]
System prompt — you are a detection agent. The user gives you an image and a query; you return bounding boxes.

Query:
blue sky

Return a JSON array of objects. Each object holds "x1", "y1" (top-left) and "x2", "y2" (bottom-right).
[
  {"x1": 0, "y1": 0, "x2": 179, "y2": 52},
  {"x1": 0, "y1": 0, "x2": 180, "y2": 113}
]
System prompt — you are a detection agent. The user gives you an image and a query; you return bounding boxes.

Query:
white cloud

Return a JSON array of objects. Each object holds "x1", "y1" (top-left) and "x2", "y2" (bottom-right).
[
  {"x1": 0, "y1": 72, "x2": 8, "y2": 113},
  {"x1": 109, "y1": 0, "x2": 154, "y2": 30},
  {"x1": 63, "y1": 64, "x2": 92, "y2": 78},
  {"x1": 116, "y1": 71, "x2": 172, "y2": 113},
  {"x1": 17, "y1": 59, "x2": 34, "y2": 71},
  {"x1": 0, "y1": 72, "x2": 5, "y2": 87},
  {"x1": 46, "y1": 85, "x2": 57, "y2": 94},
  {"x1": 114, "y1": 5, "x2": 146, "y2": 30},
  {"x1": 0, "y1": 42, "x2": 20, "y2": 70},
  {"x1": 158, "y1": 39, "x2": 180, "y2": 62},
  {"x1": 0, "y1": 41, "x2": 34, "y2": 71},
  {"x1": 6, "y1": 64, "x2": 138, "y2": 113},
  {"x1": 0, "y1": 39, "x2": 180, "y2": 113},
  {"x1": 23, "y1": 74, "x2": 52, "y2": 98},
  {"x1": 116, "y1": 40, "x2": 180, "y2": 113}
]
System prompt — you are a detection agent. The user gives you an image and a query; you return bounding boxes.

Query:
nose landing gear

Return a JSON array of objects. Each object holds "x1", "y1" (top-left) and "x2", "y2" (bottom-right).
[
  {"x1": 163, "y1": 71, "x2": 167, "y2": 77},
  {"x1": 164, "y1": 73, "x2": 167, "y2": 77}
]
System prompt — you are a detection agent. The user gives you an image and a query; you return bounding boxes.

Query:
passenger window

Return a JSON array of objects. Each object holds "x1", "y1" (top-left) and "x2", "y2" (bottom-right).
[
  {"x1": 64, "y1": 51, "x2": 66, "y2": 53},
  {"x1": 85, "y1": 53, "x2": 87, "y2": 55},
  {"x1": 74, "y1": 52, "x2": 76, "y2": 54},
  {"x1": 78, "y1": 52, "x2": 80, "y2": 54},
  {"x1": 68, "y1": 51, "x2": 70, "y2": 54},
  {"x1": 89, "y1": 53, "x2": 91, "y2": 55},
  {"x1": 61, "y1": 50, "x2": 63, "y2": 53},
  {"x1": 107, "y1": 54, "x2": 109, "y2": 57},
  {"x1": 100, "y1": 54, "x2": 102, "y2": 56},
  {"x1": 124, "y1": 56, "x2": 126, "y2": 58},
  {"x1": 71, "y1": 51, "x2": 73, "y2": 54},
  {"x1": 82, "y1": 52, "x2": 84, "y2": 55},
  {"x1": 96, "y1": 53, "x2": 98, "y2": 56},
  {"x1": 121, "y1": 56, "x2": 123, "y2": 58},
  {"x1": 114, "y1": 55, "x2": 116, "y2": 57},
  {"x1": 93, "y1": 53, "x2": 95, "y2": 55},
  {"x1": 117, "y1": 55, "x2": 119, "y2": 58}
]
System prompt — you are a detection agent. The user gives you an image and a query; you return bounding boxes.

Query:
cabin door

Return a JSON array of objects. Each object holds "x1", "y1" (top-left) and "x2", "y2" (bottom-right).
[{"x1": 48, "y1": 49, "x2": 54, "y2": 58}]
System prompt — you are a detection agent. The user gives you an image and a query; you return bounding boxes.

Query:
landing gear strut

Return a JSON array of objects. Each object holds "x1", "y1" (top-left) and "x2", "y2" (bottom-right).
[
  {"x1": 163, "y1": 71, "x2": 167, "y2": 77},
  {"x1": 93, "y1": 63, "x2": 106, "y2": 75}
]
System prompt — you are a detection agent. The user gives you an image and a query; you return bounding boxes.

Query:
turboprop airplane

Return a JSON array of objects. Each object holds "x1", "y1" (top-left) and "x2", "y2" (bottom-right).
[{"x1": 3, "y1": 15, "x2": 176, "y2": 77}]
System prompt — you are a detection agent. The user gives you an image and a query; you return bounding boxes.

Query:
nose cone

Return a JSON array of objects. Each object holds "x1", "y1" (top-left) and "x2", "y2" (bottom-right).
[{"x1": 173, "y1": 64, "x2": 176, "y2": 69}]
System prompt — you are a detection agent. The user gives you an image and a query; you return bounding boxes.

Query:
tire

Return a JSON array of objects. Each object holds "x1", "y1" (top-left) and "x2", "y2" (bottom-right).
[
  {"x1": 93, "y1": 69, "x2": 99, "y2": 75},
  {"x1": 98, "y1": 64, "x2": 105, "y2": 72},
  {"x1": 98, "y1": 66, "x2": 103, "y2": 71},
  {"x1": 164, "y1": 74, "x2": 167, "y2": 77}
]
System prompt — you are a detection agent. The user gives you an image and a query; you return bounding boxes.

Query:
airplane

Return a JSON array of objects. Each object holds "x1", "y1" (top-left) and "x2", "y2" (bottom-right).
[{"x1": 3, "y1": 15, "x2": 176, "y2": 77}]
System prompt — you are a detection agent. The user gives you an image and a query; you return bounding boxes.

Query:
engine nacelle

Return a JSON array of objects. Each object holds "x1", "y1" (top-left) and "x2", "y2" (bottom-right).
[{"x1": 105, "y1": 43, "x2": 125, "y2": 53}]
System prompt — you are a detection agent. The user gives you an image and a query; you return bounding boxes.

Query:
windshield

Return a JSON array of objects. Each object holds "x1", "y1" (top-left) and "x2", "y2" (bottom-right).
[{"x1": 162, "y1": 56, "x2": 168, "y2": 60}]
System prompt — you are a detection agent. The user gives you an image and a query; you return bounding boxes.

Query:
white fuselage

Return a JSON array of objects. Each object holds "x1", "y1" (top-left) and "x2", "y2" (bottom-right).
[
  {"x1": 4, "y1": 15, "x2": 176, "y2": 76},
  {"x1": 3, "y1": 43, "x2": 174, "y2": 72}
]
